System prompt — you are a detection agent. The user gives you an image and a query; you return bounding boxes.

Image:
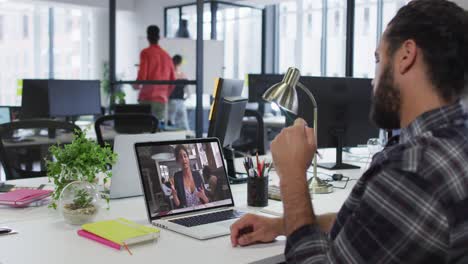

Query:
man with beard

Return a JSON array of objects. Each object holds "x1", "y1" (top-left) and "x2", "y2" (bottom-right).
[{"x1": 230, "y1": 0, "x2": 468, "y2": 262}]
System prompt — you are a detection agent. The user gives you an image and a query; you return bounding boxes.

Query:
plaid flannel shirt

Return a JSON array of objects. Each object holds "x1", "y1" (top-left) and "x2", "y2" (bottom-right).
[{"x1": 285, "y1": 102, "x2": 468, "y2": 263}]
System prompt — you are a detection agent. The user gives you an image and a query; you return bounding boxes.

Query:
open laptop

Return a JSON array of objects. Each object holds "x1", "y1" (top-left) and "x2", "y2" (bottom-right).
[
  {"x1": 135, "y1": 138, "x2": 245, "y2": 240},
  {"x1": 110, "y1": 132, "x2": 186, "y2": 199}
]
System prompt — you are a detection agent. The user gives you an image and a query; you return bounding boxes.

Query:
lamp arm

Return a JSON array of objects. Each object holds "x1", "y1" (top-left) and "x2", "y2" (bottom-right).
[
  {"x1": 297, "y1": 82, "x2": 319, "y2": 192},
  {"x1": 297, "y1": 82, "x2": 318, "y2": 136},
  {"x1": 297, "y1": 82, "x2": 317, "y2": 109}
]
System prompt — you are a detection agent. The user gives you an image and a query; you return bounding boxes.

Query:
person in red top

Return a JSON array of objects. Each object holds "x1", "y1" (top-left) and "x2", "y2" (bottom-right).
[{"x1": 134, "y1": 25, "x2": 175, "y2": 123}]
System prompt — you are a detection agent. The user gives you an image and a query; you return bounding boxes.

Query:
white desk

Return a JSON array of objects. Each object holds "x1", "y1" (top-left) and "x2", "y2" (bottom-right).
[{"x1": 0, "y1": 149, "x2": 369, "y2": 264}]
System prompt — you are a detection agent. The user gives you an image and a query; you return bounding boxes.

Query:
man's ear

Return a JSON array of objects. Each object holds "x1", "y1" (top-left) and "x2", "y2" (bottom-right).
[{"x1": 397, "y1": 39, "x2": 417, "y2": 74}]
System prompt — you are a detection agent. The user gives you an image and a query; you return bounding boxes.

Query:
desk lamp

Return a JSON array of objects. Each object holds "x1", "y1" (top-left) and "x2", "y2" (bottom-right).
[{"x1": 262, "y1": 67, "x2": 333, "y2": 194}]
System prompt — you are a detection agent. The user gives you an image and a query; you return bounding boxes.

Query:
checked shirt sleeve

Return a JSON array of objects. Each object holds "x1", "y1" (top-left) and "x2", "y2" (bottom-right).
[{"x1": 285, "y1": 165, "x2": 448, "y2": 263}]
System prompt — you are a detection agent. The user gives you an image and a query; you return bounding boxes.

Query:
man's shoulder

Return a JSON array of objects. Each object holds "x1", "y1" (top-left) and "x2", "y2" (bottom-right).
[
  {"x1": 373, "y1": 126, "x2": 468, "y2": 193},
  {"x1": 383, "y1": 128, "x2": 467, "y2": 165},
  {"x1": 159, "y1": 48, "x2": 173, "y2": 61},
  {"x1": 141, "y1": 46, "x2": 151, "y2": 53}
]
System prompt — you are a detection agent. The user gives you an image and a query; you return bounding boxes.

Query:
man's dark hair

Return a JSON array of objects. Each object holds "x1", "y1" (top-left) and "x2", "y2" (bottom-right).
[
  {"x1": 174, "y1": 144, "x2": 189, "y2": 162},
  {"x1": 173, "y1": 55, "x2": 183, "y2": 66},
  {"x1": 385, "y1": 0, "x2": 468, "y2": 100},
  {"x1": 147, "y1": 25, "x2": 160, "y2": 44}
]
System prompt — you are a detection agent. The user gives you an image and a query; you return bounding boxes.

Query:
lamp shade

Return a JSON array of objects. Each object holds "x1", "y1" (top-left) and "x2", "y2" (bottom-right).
[{"x1": 262, "y1": 67, "x2": 300, "y2": 114}]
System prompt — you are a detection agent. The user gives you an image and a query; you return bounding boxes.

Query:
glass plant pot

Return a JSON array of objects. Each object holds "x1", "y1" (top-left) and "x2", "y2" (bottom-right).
[{"x1": 59, "y1": 181, "x2": 100, "y2": 225}]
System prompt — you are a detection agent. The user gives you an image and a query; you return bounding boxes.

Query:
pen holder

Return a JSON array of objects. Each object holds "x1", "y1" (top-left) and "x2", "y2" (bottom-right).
[{"x1": 247, "y1": 176, "x2": 269, "y2": 207}]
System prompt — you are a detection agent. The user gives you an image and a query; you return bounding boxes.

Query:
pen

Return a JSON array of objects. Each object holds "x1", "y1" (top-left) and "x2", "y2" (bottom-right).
[
  {"x1": 316, "y1": 151, "x2": 322, "y2": 159},
  {"x1": 256, "y1": 152, "x2": 260, "y2": 174},
  {"x1": 266, "y1": 162, "x2": 273, "y2": 175}
]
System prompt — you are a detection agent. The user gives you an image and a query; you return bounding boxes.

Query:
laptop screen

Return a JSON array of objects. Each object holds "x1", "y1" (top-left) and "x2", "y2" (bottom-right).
[
  {"x1": 135, "y1": 138, "x2": 235, "y2": 221},
  {"x1": 0, "y1": 107, "x2": 11, "y2": 124}
]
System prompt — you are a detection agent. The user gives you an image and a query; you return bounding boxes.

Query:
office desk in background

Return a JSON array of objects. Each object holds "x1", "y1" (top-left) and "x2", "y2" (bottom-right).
[
  {"x1": 0, "y1": 149, "x2": 368, "y2": 264},
  {"x1": 0, "y1": 129, "x2": 191, "y2": 181}
]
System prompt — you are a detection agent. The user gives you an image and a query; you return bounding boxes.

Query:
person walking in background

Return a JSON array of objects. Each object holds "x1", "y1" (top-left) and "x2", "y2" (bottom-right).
[
  {"x1": 134, "y1": 25, "x2": 175, "y2": 123},
  {"x1": 168, "y1": 54, "x2": 190, "y2": 130}
]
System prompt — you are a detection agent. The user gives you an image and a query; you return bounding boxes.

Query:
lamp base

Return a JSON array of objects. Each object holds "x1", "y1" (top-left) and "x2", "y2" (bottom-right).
[{"x1": 309, "y1": 177, "x2": 333, "y2": 194}]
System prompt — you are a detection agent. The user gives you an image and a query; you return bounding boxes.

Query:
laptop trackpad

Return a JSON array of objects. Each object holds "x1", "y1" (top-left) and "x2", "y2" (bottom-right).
[{"x1": 215, "y1": 219, "x2": 236, "y2": 228}]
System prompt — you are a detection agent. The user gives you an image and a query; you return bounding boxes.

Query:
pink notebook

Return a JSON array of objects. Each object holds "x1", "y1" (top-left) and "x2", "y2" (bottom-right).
[
  {"x1": 0, "y1": 189, "x2": 52, "y2": 207},
  {"x1": 77, "y1": 230, "x2": 121, "y2": 250}
]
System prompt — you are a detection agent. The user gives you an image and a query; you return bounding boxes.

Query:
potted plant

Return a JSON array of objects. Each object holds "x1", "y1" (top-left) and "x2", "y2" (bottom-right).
[
  {"x1": 47, "y1": 130, "x2": 117, "y2": 223},
  {"x1": 59, "y1": 181, "x2": 100, "y2": 225}
]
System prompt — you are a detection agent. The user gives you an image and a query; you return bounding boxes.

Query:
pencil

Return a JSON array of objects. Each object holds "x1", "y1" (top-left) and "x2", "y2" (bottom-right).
[
  {"x1": 123, "y1": 243, "x2": 133, "y2": 255},
  {"x1": 256, "y1": 152, "x2": 260, "y2": 177}
]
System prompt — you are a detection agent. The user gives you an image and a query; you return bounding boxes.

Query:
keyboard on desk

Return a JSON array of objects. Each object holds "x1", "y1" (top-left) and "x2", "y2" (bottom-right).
[{"x1": 169, "y1": 209, "x2": 245, "y2": 227}]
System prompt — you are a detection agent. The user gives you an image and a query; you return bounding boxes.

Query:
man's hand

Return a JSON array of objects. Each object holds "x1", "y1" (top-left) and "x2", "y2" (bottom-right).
[
  {"x1": 271, "y1": 118, "x2": 316, "y2": 184},
  {"x1": 271, "y1": 118, "x2": 317, "y2": 236},
  {"x1": 230, "y1": 214, "x2": 284, "y2": 247}
]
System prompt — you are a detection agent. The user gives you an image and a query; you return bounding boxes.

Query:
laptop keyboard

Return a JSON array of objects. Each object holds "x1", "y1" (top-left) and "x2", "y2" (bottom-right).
[{"x1": 170, "y1": 209, "x2": 245, "y2": 227}]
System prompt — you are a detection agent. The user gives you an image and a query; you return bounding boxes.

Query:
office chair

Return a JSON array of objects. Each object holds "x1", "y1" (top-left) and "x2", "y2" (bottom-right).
[
  {"x1": 0, "y1": 119, "x2": 81, "y2": 180},
  {"x1": 94, "y1": 113, "x2": 159, "y2": 148}
]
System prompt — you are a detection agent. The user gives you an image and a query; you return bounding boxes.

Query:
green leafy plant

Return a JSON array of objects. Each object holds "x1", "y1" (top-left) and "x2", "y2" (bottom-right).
[
  {"x1": 101, "y1": 61, "x2": 126, "y2": 106},
  {"x1": 114, "y1": 91, "x2": 126, "y2": 105},
  {"x1": 101, "y1": 62, "x2": 110, "y2": 93},
  {"x1": 47, "y1": 130, "x2": 117, "y2": 209},
  {"x1": 69, "y1": 189, "x2": 93, "y2": 210}
]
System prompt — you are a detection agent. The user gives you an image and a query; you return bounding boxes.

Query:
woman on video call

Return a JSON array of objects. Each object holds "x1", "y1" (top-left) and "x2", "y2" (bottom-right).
[{"x1": 169, "y1": 145, "x2": 209, "y2": 208}]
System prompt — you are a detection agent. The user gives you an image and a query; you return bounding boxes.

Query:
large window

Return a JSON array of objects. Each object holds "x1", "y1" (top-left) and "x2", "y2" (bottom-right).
[
  {"x1": 278, "y1": 2, "x2": 297, "y2": 74},
  {"x1": 302, "y1": 0, "x2": 323, "y2": 76},
  {"x1": 353, "y1": 0, "x2": 408, "y2": 78},
  {"x1": 0, "y1": 2, "x2": 100, "y2": 106},
  {"x1": 326, "y1": 0, "x2": 346, "y2": 77},
  {"x1": 0, "y1": 2, "x2": 49, "y2": 106},
  {"x1": 353, "y1": 0, "x2": 378, "y2": 78},
  {"x1": 164, "y1": 2, "x2": 262, "y2": 80},
  {"x1": 278, "y1": 0, "x2": 347, "y2": 77},
  {"x1": 217, "y1": 4, "x2": 262, "y2": 79},
  {"x1": 278, "y1": 0, "x2": 409, "y2": 78},
  {"x1": 181, "y1": 3, "x2": 212, "y2": 40},
  {"x1": 53, "y1": 7, "x2": 94, "y2": 79}
]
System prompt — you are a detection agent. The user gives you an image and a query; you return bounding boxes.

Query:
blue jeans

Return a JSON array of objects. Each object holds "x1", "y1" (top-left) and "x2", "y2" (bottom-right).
[{"x1": 168, "y1": 99, "x2": 189, "y2": 130}]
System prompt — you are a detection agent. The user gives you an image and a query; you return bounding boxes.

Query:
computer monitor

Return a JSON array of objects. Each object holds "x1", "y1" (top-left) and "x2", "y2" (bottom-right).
[
  {"x1": 21, "y1": 79, "x2": 50, "y2": 119},
  {"x1": 48, "y1": 80, "x2": 101, "y2": 117},
  {"x1": 209, "y1": 97, "x2": 247, "y2": 183},
  {"x1": 0, "y1": 106, "x2": 11, "y2": 124},
  {"x1": 208, "y1": 78, "x2": 246, "y2": 183},
  {"x1": 208, "y1": 78, "x2": 244, "y2": 137},
  {"x1": 210, "y1": 97, "x2": 247, "y2": 148},
  {"x1": 248, "y1": 74, "x2": 282, "y2": 103},
  {"x1": 298, "y1": 76, "x2": 379, "y2": 169}
]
